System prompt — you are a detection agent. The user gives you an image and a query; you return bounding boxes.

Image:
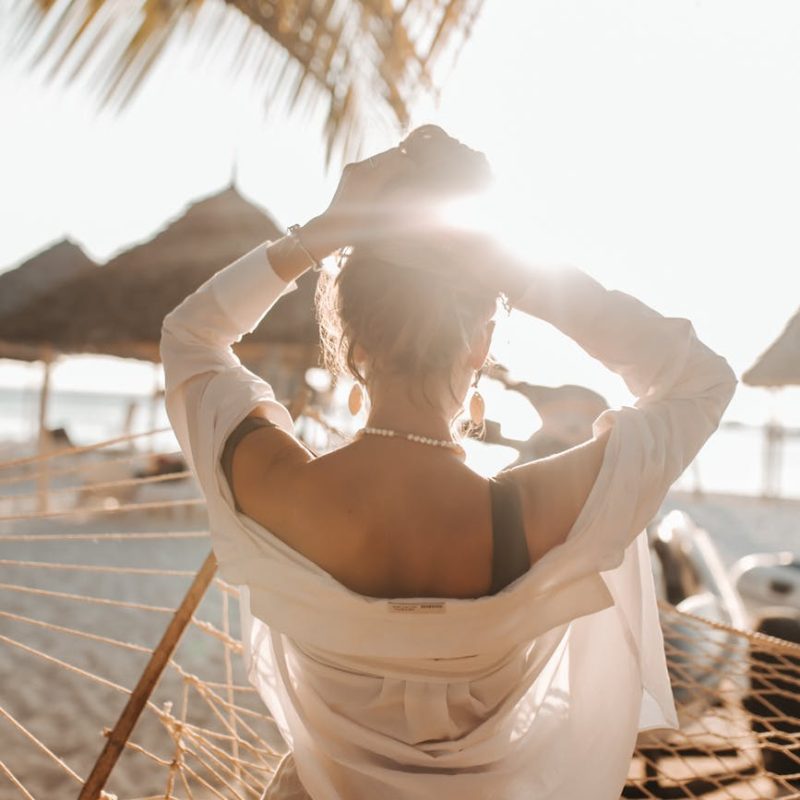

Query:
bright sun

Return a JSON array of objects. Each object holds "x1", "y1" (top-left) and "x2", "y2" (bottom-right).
[{"x1": 437, "y1": 185, "x2": 568, "y2": 270}]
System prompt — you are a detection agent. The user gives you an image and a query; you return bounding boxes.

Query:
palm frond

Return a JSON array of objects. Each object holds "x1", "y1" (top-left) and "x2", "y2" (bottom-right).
[{"x1": 13, "y1": 0, "x2": 485, "y2": 163}]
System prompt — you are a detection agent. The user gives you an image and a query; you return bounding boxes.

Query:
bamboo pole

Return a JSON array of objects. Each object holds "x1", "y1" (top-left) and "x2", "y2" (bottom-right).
[{"x1": 77, "y1": 551, "x2": 218, "y2": 800}]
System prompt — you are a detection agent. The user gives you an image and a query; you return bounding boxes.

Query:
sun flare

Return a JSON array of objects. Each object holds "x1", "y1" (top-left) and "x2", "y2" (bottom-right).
[{"x1": 437, "y1": 185, "x2": 570, "y2": 270}]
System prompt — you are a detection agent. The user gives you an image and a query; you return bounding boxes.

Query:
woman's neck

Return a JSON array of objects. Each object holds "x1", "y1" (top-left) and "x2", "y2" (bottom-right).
[{"x1": 366, "y1": 393, "x2": 457, "y2": 442}]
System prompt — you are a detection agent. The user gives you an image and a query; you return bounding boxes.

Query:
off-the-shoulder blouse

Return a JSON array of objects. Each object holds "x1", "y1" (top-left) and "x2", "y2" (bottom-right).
[{"x1": 160, "y1": 242, "x2": 736, "y2": 800}]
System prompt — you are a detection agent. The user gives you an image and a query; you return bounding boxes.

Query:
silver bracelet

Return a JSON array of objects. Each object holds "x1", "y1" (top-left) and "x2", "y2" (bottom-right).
[{"x1": 287, "y1": 224, "x2": 323, "y2": 272}]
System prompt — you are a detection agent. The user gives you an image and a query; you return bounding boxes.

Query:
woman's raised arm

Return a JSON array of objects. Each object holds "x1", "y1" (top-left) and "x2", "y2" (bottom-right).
[{"x1": 501, "y1": 263, "x2": 738, "y2": 567}]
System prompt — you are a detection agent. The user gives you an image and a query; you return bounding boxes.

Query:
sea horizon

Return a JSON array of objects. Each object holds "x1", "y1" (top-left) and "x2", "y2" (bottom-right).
[{"x1": 1, "y1": 385, "x2": 798, "y2": 501}]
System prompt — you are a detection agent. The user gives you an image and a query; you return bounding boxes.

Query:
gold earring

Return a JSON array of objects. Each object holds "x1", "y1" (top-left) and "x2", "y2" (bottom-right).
[
  {"x1": 348, "y1": 382, "x2": 364, "y2": 416},
  {"x1": 469, "y1": 372, "x2": 485, "y2": 427}
]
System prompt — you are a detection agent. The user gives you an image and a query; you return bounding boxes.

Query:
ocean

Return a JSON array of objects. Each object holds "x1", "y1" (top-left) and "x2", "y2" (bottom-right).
[
  {"x1": 1, "y1": 387, "x2": 798, "y2": 500},
  {"x1": 0, "y1": 386, "x2": 175, "y2": 454}
]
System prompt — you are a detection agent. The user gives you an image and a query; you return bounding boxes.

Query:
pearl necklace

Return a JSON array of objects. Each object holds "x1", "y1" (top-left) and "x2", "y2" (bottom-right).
[{"x1": 361, "y1": 426, "x2": 465, "y2": 456}]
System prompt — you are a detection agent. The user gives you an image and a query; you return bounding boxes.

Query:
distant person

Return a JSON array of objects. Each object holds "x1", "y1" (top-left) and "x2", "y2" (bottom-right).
[
  {"x1": 161, "y1": 126, "x2": 737, "y2": 800},
  {"x1": 41, "y1": 426, "x2": 73, "y2": 451}
]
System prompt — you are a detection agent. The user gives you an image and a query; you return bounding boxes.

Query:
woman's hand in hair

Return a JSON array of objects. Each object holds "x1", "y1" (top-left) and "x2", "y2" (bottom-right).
[
  {"x1": 400, "y1": 125, "x2": 492, "y2": 199},
  {"x1": 270, "y1": 128, "x2": 495, "y2": 283},
  {"x1": 317, "y1": 145, "x2": 412, "y2": 248},
  {"x1": 318, "y1": 126, "x2": 492, "y2": 249}
]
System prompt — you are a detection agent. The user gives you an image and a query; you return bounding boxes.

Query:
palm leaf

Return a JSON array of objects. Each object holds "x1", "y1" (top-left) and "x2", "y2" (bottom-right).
[{"x1": 12, "y1": 0, "x2": 484, "y2": 163}]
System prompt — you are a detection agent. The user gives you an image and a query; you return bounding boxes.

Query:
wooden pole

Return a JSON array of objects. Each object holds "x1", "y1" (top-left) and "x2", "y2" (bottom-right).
[
  {"x1": 77, "y1": 551, "x2": 218, "y2": 800},
  {"x1": 762, "y1": 388, "x2": 783, "y2": 499},
  {"x1": 36, "y1": 349, "x2": 53, "y2": 513},
  {"x1": 148, "y1": 363, "x2": 161, "y2": 454}
]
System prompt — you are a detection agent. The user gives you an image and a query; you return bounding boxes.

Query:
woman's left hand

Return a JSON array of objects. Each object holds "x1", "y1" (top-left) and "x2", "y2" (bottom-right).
[
  {"x1": 317, "y1": 145, "x2": 414, "y2": 248},
  {"x1": 314, "y1": 125, "x2": 492, "y2": 250}
]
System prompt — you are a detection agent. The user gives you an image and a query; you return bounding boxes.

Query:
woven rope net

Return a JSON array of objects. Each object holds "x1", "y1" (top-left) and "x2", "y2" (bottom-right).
[{"x1": 1, "y1": 429, "x2": 798, "y2": 799}]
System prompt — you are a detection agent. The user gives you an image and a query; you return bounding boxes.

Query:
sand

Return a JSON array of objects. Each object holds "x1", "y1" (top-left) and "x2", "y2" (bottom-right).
[{"x1": 0, "y1": 460, "x2": 282, "y2": 799}]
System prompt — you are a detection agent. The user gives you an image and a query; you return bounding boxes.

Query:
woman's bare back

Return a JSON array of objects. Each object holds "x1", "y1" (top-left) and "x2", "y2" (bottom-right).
[{"x1": 225, "y1": 409, "x2": 610, "y2": 599}]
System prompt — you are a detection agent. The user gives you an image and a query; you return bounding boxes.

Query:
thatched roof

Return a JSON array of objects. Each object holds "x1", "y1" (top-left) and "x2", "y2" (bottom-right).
[
  {"x1": 743, "y1": 308, "x2": 800, "y2": 388},
  {"x1": 14, "y1": 0, "x2": 485, "y2": 162},
  {"x1": 0, "y1": 239, "x2": 97, "y2": 361},
  {"x1": 0, "y1": 239, "x2": 96, "y2": 317},
  {"x1": 0, "y1": 187, "x2": 320, "y2": 362}
]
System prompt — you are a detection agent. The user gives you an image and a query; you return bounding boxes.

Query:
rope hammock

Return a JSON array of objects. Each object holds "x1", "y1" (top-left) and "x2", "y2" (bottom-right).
[{"x1": 1, "y1": 429, "x2": 798, "y2": 799}]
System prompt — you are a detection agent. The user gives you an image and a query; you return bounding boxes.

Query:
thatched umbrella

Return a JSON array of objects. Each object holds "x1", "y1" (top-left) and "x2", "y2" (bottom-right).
[
  {"x1": 13, "y1": 0, "x2": 484, "y2": 162},
  {"x1": 0, "y1": 239, "x2": 96, "y2": 361},
  {"x1": 743, "y1": 309, "x2": 800, "y2": 388},
  {"x1": 0, "y1": 188, "x2": 320, "y2": 508},
  {"x1": 0, "y1": 239, "x2": 99, "y2": 508},
  {"x1": 0, "y1": 186, "x2": 320, "y2": 365},
  {"x1": 742, "y1": 308, "x2": 800, "y2": 496}
]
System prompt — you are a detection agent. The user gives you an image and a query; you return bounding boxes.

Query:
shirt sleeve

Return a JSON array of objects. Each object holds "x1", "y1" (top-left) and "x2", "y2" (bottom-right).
[
  {"x1": 159, "y1": 241, "x2": 298, "y2": 508},
  {"x1": 514, "y1": 266, "x2": 736, "y2": 732},
  {"x1": 515, "y1": 265, "x2": 737, "y2": 574}
]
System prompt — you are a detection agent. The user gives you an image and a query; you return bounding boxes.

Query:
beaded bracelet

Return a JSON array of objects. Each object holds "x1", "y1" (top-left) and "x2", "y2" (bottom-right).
[{"x1": 287, "y1": 224, "x2": 323, "y2": 272}]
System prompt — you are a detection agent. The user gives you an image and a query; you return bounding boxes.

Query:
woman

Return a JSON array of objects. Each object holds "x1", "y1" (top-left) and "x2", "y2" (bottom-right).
[{"x1": 161, "y1": 127, "x2": 737, "y2": 800}]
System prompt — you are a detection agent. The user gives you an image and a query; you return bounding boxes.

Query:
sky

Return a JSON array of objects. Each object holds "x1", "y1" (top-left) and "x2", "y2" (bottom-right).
[{"x1": 1, "y1": 0, "x2": 799, "y2": 431}]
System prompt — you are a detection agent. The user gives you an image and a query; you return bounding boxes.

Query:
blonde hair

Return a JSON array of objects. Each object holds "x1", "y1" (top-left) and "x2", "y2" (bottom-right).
[{"x1": 315, "y1": 245, "x2": 498, "y2": 400}]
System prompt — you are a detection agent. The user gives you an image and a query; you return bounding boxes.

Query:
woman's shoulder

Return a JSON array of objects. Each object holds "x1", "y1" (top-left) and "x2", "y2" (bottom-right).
[
  {"x1": 233, "y1": 434, "x2": 495, "y2": 597},
  {"x1": 501, "y1": 428, "x2": 612, "y2": 563}
]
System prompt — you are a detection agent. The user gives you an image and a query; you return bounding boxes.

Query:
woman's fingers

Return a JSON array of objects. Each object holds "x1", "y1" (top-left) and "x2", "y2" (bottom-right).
[
  {"x1": 338, "y1": 146, "x2": 415, "y2": 202},
  {"x1": 324, "y1": 129, "x2": 490, "y2": 247},
  {"x1": 365, "y1": 145, "x2": 405, "y2": 165},
  {"x1": 337, "y1": 125, "x2": 483, "y2": 203},
  {"x1": 401, "y1": 124, "x2": 451, "y2": 152},
  {"x1": 351, "y1": 146, "x2": 406, "y2": 177},
  {"x1": 398, "y1": 129, "x2": 492, "y2": 196},
  {"x1": 402, "y1": 129, "x2": 460, "y2": 165},
  {"x1": 368, "y1": 146, "x2": 414, "y2": 186}
]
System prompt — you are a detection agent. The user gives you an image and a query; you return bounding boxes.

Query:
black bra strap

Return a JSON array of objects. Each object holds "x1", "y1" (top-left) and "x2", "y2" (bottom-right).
[
  {"x1": 220, "y1": 417, "x2": 279, "y2": 511},
  {"x1": 488, "y1": 474, "x2": 530, "y2": 594}
]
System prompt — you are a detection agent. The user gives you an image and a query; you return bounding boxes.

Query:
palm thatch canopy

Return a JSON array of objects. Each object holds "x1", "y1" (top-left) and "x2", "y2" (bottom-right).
[
  {"x1": 0, "y1": 187, "x2": 320, "y2": 363},
  {"x1": 743, "y1": 308, "x2": 800, "y2": 388},
  {"x1": 0, "y1": 239, "x2": 96, "y2": 361},
  {"x1": 14, "y1": 0, "x2": 484, "y2": 162},
  {"x1": 0, "y1": 239, "x2": 96, "y2": 316}
]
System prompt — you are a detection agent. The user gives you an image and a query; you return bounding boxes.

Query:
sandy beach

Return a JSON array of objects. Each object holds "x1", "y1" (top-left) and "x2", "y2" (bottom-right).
[
  {"x1": 663, "y1": 490, "x2": 800, "y2": 567},
  {"x1": 0, "y1": 463, "x2": 285, "y2": 799}
]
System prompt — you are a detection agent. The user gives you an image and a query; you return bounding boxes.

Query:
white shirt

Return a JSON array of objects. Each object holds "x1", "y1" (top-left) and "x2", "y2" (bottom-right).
[{"x1": 160, "y1": 242, "x2": 737, "y2": 800}]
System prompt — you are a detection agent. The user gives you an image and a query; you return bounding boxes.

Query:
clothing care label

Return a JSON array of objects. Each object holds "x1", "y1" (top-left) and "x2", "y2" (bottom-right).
[{"x1": 387, "y1": 601, "x2": 447, "y2": 614}]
